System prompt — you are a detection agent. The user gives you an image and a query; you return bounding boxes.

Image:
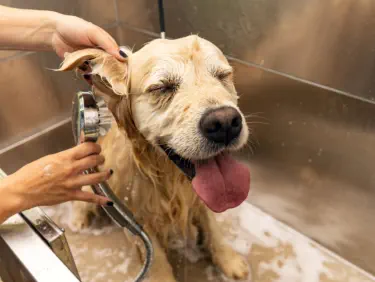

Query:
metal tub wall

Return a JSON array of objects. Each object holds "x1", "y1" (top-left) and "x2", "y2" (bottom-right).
[
  {"x1": 118, "y1": 0, "x2": 375, "y2": 102},
  {"x1": 0, "y1": 0, "x2": 374, "y2": 277}
]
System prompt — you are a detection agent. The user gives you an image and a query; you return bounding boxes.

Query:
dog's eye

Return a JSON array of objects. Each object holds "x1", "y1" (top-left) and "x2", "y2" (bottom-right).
[
  {"x1": 147, "y1": 84, "x2": 177, "y2": 94},
  {"x1": 215, "y1": 71, "x2": 232, "y2": 81}
]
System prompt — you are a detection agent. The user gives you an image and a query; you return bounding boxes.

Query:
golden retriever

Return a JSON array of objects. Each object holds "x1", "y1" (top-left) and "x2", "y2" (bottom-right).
[{"x1": 59, "y1": 35, "x2": 251, "y2": 281}]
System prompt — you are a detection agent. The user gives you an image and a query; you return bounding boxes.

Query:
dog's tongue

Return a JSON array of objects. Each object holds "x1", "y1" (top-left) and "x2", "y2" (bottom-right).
[{"x1": 192, "y1": 154, "x2": 250, "y2": 213}]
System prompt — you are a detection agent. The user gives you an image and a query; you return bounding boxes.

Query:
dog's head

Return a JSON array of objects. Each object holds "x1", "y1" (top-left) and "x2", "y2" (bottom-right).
[{"x1": 59, "y1": 35, "x2": 250, "y2": 213}]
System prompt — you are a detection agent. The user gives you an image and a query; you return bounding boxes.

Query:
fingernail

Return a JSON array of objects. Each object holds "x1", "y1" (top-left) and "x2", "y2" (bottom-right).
[
  {"x1": 110, "y1": 169, "x2": 114, "y2": 175},
  {"x1": 106, "y1": 201, "x2": 114, "y2": 207},
  {"x1": 119, "y1": 50, "x2": 127, "y2": 58}
]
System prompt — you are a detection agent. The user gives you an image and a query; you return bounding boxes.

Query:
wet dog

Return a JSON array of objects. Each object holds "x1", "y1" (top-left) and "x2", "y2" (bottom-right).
[{"x1": 59, "y1": 35, "x2": 251, "y2": 281}]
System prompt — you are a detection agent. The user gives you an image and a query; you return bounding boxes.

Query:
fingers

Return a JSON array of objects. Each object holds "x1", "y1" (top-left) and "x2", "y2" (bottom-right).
[
  {"x1": 70, "y1": 143, "x2": 102, "y2": 160},
  {"x1": 69, "y1": 170, "x2": 111, "y2": 187},
  {"x1": 74, "y1": 154, "x2": 105, "y2": 172},
  {"x1": 71, "y1": 190, "x2": 111, "y2": 206},
  {"x1": 87, "y1": 25, "x2": 126, "y2": 62}
]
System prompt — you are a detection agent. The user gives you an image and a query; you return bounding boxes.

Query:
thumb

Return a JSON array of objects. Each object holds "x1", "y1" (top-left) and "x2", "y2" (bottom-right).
[{"x1": 88, "y1": 27, "x2": 126, "y2": 62}]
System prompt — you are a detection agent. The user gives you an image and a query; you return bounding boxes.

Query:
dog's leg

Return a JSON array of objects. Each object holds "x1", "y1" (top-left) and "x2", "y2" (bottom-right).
[
  {"x1": 199, "y1": 208, "x2": 250, "y2": 280},
  {"x1": 70, "y1": 185, "x2": 101, "y2": 230},
  {"x1": 124, "y1": 227, "x2": 177, "y2": 282}
]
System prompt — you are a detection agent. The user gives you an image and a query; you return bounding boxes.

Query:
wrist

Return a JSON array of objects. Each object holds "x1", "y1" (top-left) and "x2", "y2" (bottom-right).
[
  {"x1": 34, "y1": 10, "x2": 60, "y2": 52},
  {"x1": 0, "y1": 6, "x2": 61, "y2": 52},
  {"x1": 0, "y1": 176, "x2": 24, "y2": 223}
]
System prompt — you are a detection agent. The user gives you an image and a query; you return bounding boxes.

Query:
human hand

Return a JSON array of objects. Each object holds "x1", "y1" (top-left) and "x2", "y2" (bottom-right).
[
  {"x1": 0, "y1": 143, "x2": 112, "y2": 218},
  {"x1": 51, "y1": 14, "x2": 126, "y2": 61}
]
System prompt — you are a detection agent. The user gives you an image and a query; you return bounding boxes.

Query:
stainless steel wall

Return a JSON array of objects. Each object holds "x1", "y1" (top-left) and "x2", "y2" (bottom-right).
[
  {"x1": 0, "y1": 1, "x2": 118, "y2": 150},
  {"x1": 118, "y1": 0, "x2": 375, "y2": 102},
  {"x1": 1, "y1": 0, "x2": 374, "y2": 275}
]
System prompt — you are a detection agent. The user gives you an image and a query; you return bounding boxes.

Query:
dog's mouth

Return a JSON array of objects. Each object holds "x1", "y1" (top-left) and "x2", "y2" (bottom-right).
[
  {"x1": 159, "y1": 145, "x2": 250, "y2": 213},
  {"x1": 160, "y1": 145, "x2": 196, "y2": 180}
]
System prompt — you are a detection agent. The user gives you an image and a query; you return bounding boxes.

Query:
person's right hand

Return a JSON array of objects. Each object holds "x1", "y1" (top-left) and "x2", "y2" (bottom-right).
[
  {"x1": 52, "y1": 13, "x2": 126, "y2": 61},
  {"x1": 0, "y1": 143, "x2": 112, "y2": 216}
]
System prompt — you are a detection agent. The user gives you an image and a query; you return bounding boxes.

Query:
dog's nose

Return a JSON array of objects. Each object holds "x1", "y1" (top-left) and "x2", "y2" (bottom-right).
[{"x1": 200, "y1": 106, "x2": 243, "y2": 145}]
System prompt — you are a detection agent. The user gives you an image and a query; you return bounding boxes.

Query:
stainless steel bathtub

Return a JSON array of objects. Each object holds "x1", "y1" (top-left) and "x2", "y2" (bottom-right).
[{"x1": 1, "y1": 0, "x2": 375, "y2": 279}]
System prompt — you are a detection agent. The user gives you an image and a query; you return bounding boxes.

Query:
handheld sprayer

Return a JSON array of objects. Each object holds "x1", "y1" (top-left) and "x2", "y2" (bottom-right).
[
  {"x1": 71, "y1": 91, "x2": 153, "y2": 282},
  {"x1": 70, "y1": 2, "x2": 166, "y2": 280}
]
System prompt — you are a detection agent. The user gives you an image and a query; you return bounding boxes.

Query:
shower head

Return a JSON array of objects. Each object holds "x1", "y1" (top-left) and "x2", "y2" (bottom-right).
[
  {"x1": 71, "y1": 91, "x2": 112, "y2": 144},
  {"x1": 71, "y1": 91, "x2": 153, "y2": 282}
]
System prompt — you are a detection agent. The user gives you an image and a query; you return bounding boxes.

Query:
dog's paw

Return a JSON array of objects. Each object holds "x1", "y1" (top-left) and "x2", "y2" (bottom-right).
[{"x1": 213, "y1": 247, "x2": 250, "y2": 281}]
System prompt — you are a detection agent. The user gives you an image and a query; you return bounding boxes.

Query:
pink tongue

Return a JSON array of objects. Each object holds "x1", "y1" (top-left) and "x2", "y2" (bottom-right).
[{"x1": 192, "y1": 154, "x2": 250, "y2": 213}]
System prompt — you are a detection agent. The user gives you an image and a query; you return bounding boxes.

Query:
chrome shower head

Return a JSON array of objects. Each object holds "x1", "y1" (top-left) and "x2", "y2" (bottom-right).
[
  {"x1": 71, "y1": 91, "x2": 112, "y2": 144},
  {"x1": 71, "y1": 91, "x2": 153, "y2": 282}
]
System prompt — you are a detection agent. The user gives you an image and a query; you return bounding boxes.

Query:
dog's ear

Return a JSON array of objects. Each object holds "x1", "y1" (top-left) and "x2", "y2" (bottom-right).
[
  {"x1": 58, "y1": 48, "x2": 129, "y2": 99},
  {"x1": 58, "y1": 48, "x2": 139, "y2": 140}
]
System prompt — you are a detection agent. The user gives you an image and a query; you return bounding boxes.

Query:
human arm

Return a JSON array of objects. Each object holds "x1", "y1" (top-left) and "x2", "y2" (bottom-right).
[
  {"x1": 0, "y1": 143, "x2": 112, "y2": 224},
  {"x1": 0, "y1": 5, "x2": 125, "y2": 60}
]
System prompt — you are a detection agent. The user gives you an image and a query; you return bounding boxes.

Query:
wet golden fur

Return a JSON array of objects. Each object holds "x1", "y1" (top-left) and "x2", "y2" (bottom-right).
[{"x1": 58, "y1": 35, "x2": 250, "y2": 281}]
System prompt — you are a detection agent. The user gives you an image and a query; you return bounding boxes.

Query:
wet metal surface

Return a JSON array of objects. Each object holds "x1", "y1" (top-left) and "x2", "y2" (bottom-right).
[
  {"x1": 117, "y1": 0, "x2": 375, "y2": 101},
  {"x1": 0, "y1": 215, "x2": 80, "y2": 282},
  {"x1": 0, "y1": 0, "x2": 374, "y2": 278},
  {"x1": 1, "y1": 23, "x2": 375, "y2": 274},
  {"x1": 43, "y1": 202, "x2": 375, "y2": 282}
]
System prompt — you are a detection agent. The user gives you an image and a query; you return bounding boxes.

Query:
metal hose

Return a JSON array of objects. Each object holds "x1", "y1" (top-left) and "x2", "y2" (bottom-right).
[
  {"x1": 133, "y1": 230, "x2": 154, "y2": 282},
  {"x1": 85, "y1": 171, "x2": 154, "y2": 282}
]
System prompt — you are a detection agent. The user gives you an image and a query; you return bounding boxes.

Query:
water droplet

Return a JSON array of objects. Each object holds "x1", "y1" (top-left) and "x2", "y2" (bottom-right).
[
  {"x1": 317, "y1": 148, "x2": 323, "y2": 157},
  {"x1": 308, "y1": 158, "x2": 312, "y2": 163},
  {"x1": 288, "y1": 121, "x2": 293, "y2": 125},
  {"x1": 124, "y1": 197, "x2": 129, "y2": 202}
]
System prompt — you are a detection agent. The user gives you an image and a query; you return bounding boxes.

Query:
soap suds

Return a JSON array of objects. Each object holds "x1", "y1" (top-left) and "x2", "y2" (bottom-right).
[
  {"x1": 43, "y1": 163, "x2": 56, "y2": 176},
  {"x1": 40, "y1": 201, "x2": 373, "y2": 282}
]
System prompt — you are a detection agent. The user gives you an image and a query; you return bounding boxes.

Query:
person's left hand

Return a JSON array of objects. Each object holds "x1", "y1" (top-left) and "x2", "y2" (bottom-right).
[{"x1": 51, "y1": 14, "x2": 126, "y2": 61}]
